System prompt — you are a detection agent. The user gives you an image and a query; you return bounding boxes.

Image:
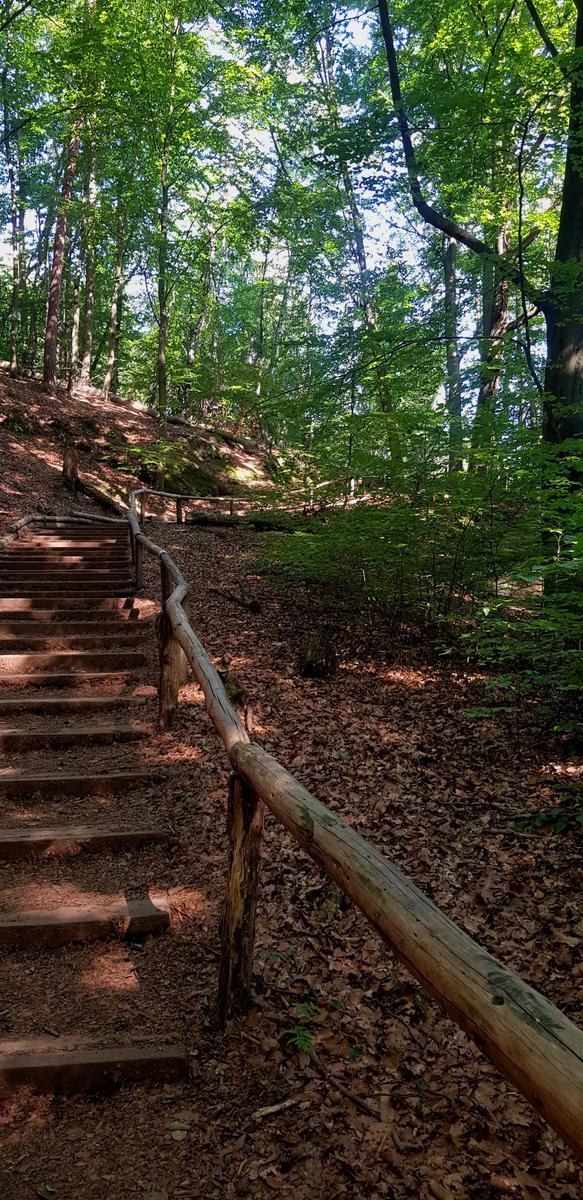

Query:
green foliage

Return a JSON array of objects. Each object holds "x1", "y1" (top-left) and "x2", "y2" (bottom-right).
[
  {"x1": 287, "y1": 1025, "x2": 314, "y2": 1054},
  {"x1": 514, "y1": 804, "x2": 583, "y2": 835}
]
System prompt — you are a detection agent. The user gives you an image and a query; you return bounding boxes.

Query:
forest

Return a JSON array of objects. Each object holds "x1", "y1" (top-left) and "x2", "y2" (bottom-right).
[
  {"x1": 1, "y1": 0, "x2": 582, "y2": 734},
  {"x1": 0, "y1": 0, "x2": 582, "y2": 1196}
]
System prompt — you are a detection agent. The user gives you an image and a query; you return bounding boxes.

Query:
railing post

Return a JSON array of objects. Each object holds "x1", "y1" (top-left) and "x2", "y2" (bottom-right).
[
  {"x1": 156, "y1": 555, "x2": 188, "y2": 730},
  {"x1": 134, "y1": 536, "x2": 143, "y2": 589},
  {"x1": 139, "y1": 493, "x2": 146, "y2": 525},
  {"x1": 229, "y1": 498, "x2": 234, "y2": 517},
  {"x1": 176, "y1": 497, "x2": 183, "y2": 524},
  {"x1": 217, "y1": 773, "x2": 263, "y2": 1027}
]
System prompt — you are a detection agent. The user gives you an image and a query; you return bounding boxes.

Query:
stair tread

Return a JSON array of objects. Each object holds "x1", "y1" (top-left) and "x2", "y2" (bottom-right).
[
  {"x1": 0, "y1": 824, "x2": 171, "y2": 858},
  {"x1": 0, "y1": 722, "x2": 151, "y2": 744},
  {"x1": 0, "y1": 1039, "x2": 187, "y2": 1092},
  {"x1": 0, "y1": 693, "x2": 150, "y2": 707},
  {"x1": 0, "y1": 896, "x2": 170, "y2": 947},
  {"x1": 0, "y1": 767, "x2": 158, "y2": 782}
]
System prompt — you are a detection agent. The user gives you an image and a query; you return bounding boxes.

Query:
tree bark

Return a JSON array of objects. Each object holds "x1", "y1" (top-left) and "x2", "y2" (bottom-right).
[
  {"x1": 542, "y1": 2, "x2": 583, "y2": 450},
  {"x1": 471, "y1": 226, "x2": 509, "y2": 456},
  {"x1": 79, "y1": 143, "x2": 97, "y2": 385},
  {"x1": 43, "y1": 126, "x2": 81, "y2": 388},
  {"x1": 1, "y1": 65, "x2": 19, "y2": 376},
  {"x1": 441, "y1": 236, "x2": 463, "y2": 469},
  {"x1": 67, "y1": 254, "x2": 82, "y2": 391},
  {"x1": 102, "y1": 213, "x2": 124, "y2": 402}
]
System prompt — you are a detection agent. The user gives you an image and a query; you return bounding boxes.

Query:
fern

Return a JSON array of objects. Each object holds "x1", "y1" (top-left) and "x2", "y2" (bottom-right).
[{"x1": 287, "y1": 1025, "x2": 314, "y2": 1054}]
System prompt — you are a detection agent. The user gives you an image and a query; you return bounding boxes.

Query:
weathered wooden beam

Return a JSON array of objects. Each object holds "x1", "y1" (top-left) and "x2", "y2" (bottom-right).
[
  {"x1": 134, "y1": 536, "x2": 143, "y2": 589},
  {"x1": 230, "y1": 741, "x2": 583, "y2": 1158},
  {"x1": 156, "y1": 555, "x2": 189, "y2": 729},
  {"x1": 176, "y1": 498, "x2": 183, "y2": 524},
  {"x1": 217, "y1": 773, "x2": 264, "y2": 1026}
]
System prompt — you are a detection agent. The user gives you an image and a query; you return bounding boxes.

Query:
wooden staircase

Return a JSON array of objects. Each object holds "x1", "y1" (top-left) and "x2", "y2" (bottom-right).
[{"x1": 0, "y1": 519, "x2": 187, "y2": 1092}]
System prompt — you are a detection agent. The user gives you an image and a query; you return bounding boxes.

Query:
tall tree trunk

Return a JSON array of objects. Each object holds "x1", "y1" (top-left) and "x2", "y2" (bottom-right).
[
  {"x1": 158, "y1": 149, "x2": 170, "y2": 435},
  {"x1": 253, "y1": 246, "x2": 269, "y2": 417},
  {"x1": 79, "y1": 143, "x2": 97, "y2": 385},
  {"x1": 542, "y1": 3, "x2": 583, "y2": 452},
  {"x1": 183, "y1": 230, "x2": 215, "y2": 412},
  {"x1": 442, "y1": 235, "x2": 463, "y2": 470},
  {"x1": 102, "y1": 230, "x2": 124, "y2": 402},
  {"x1": 67, "y1": 253, "x2": 82, "y2": 391},
  {"x1": 1, "y1": 67, "x2": 19, "y2": 376},
  {"x1": 43, "y1": 126, "x2": 81, "y2": 388},
  {"x1": 111, "y1": 288, "x2": 122, "y2": 396},
  {"x1": 471, "y1": 226, "x2": 509, "y2": 456}
]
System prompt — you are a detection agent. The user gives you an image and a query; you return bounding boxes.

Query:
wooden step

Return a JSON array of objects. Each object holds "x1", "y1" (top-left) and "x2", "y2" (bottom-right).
[
  {"x1": 0, "y1": 671, "x2": 141, "y2": 688},
  {"x1": 0, "y1": 598, "x2": 138, "y2": 613},
  {"x1": 0, "y1": 634, "x2": 146, "y2": 650},
  {"x1": 21, "y1": 541, "x2": 126, "y2": 549},
  {"x1": 0, "y1": 650, "x2": 147, "y2": 671},
  {"x1": 0, "y1": 768, "x2": 159, "y2": 795},
  {"x1": 0, "y1": 577, "x2": 135, "y2": 588},
  {"x1": 0, "y1": 895, "x2": 170, "y2": 948},
  {"x1": 0, "y1": 589, "x2": 136, "y2": 598},
  {"x1": 0, "y1": 723, "x2": 150, "y2": 749},
  {"x1": 0, "y1": 620, "x2": 146, "y2": 635},
  {"x1": 0, "y1": 555, "x2": 130, "y2": 566},
  {"x1": 0, "y1": 568, "x2": 133, "y2": 578},
  {"x1": 0, "y1": 1038, "x2": 187, "y2": 1093},
  {"x1": 0, "y1": 824, "x2": 171, "y2": 859},
  {"x1": 0, "y1": 693, "x2": 150, "y2": 712}
]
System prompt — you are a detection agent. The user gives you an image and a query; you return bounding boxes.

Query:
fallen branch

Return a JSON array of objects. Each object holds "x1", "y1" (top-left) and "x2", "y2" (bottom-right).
[
  {"x1": 208, "y1": 584, "x2": 262, "y2": 614},
  {"x1": 253, "y1": 1097, "x2": 301, "y2": 1120},
  {"x1": 312, "y1": 1052, "x2": 380, "y2": 1119}
]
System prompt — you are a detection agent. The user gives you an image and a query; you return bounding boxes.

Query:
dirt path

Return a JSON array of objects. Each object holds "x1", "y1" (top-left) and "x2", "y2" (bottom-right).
[{"x1": 0, "y1": 515, "x2": 581, "y2": 1200}]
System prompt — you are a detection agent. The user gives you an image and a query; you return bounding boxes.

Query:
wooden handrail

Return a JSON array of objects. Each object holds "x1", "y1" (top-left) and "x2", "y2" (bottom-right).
[
  {"x1": 230, "y1": 741, "x2": 583, "y2": 1155},
  {"x1": 85, "y1": 483, "x2": 583, "y2": 1157}
]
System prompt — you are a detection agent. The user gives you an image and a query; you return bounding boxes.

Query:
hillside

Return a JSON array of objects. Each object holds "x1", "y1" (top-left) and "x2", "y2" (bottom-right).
[{"x1": 0, "y1": 372, "x2": 277, "y2": 534}]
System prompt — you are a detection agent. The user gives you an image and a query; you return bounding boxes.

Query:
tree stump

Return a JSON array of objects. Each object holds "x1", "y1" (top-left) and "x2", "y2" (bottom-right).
[
  {"x1": 62, "y1": 445, "x2": 79, "y2": 490},
  {"x1": 216, "y1": 774, "x2": 264, "y2": 1027}
]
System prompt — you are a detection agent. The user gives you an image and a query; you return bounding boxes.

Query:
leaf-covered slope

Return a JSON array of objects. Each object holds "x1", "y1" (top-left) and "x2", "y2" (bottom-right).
[{"x1": 0, "y1": 372, "x2": 277, "y2": 532}]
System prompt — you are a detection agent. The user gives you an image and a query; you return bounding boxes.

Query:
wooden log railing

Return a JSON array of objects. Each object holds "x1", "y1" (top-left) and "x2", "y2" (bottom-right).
[
  {"x1": 83, "y1": 484, "x2": 583, "y2": 1157},
  {"x1": 129, "y1": 474, "x2": 393, "y2": 525}
]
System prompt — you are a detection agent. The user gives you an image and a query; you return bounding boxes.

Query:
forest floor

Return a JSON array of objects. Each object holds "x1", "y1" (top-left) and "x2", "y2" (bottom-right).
[
  {"x1": 0, "y1": 373, "x2": 582, "y2": 1200},
  {"x1": 0, "y1": 372, "x2": 275, "y2": 537}
]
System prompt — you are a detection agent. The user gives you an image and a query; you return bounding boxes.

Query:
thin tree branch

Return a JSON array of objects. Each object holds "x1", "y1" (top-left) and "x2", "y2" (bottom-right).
[
  {"x1": 523, "y1": 0, "x2": 560, "y2": 59},
  {"x1": 376, "y1": 0, "x2": 546, "y2": 310},
  {"x1": 0, "y1": 0, "x2": 34, "y2": 32},
  {"x1": 482, "y1": 1, "x2": 518, "y2": 95}
]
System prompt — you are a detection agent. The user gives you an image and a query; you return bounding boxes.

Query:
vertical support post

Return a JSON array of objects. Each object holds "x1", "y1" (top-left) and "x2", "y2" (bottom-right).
[
  {"x1": 176, "y1": 497, "x2": 183, "y2": 524},
  {"x1": 156, "y1": 555, "x2": 188, "y2": 730},
  {"x1": 217, "y1": 773, "x2": 263, "y2": 1027},
  {"x1": 139, "y1": 492, "x2": 146, "y2": 525},
  {"x1": 229, "y1": 498, "x2": 234, "y2": 517},
  {"x1": 134, "y1": 535, "x2": 143, "y2": 589}
]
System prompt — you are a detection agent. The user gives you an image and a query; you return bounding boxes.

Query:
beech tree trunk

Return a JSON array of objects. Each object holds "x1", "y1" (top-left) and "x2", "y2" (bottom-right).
[
  {"x1": 79, "y1": 144, "x2": 97, "y2": 385},
  {"x1": 542, "y1": 2, "x2": 583, "y2": 452},
  {"x1": 471, "y1": 226, "x2": 509, "y2": 456},
  {"x1": 102, "y1": 216, "x2": 124, "y2": 402},
  {"x1": 43, "y1": 127, "x2": 81, "y2": 388},
  {"x1": 67, "y1": 255, "x2": 82, "y2": 391},
  {"x1": 1, "y1": 66, "x2": 19, "y2": 376},
  {"x1": 442, "y1": 235, "x2": 462, "y2": 470}
]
